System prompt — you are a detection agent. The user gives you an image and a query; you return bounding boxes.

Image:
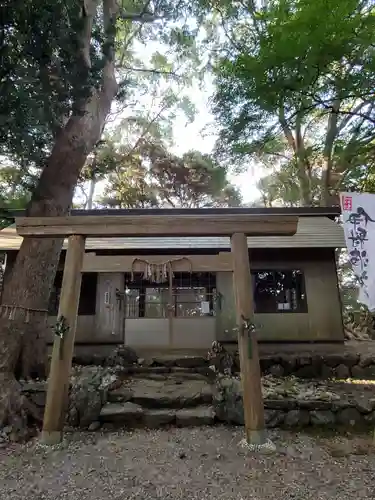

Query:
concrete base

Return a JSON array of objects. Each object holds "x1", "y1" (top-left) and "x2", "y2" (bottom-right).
[{"x1": 239, "y1": 436, "x2": 276, "y2": 454}]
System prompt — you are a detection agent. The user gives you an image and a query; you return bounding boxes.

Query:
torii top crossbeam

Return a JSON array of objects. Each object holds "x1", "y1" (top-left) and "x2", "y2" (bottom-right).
[{"x1": 15, "y1": 213, "x2": 298, "y2": 237}]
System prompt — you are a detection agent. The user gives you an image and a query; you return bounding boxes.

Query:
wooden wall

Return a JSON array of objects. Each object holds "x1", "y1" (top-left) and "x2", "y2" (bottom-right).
[
  {"x1": 216, "y1": 271, "x2": 237, "y2": 342},
  {"x1": 216, "y1": 250, "x2": 344, "y2": 342},
  {"x1": 12, "y1": 247, "x2": 343, "y2": 346},
  {"x1": 82, "y1": 252, "x2": 233, "y2": 272},
  {"x1": 47, "y1": 315, "x2": 96, "y2": 343},
  {"x1": 123, "y1": 318, "x2": 216, "y2": 349},
  {"x1": 95, "y1": 272, "x2": 124, "y2": 342},
  {"x1": 48, "y1": 272, "x2": 125, "y2": 344}
]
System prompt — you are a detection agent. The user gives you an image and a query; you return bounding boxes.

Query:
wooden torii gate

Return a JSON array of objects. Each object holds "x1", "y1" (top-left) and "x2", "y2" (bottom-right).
[{"x1": 15, "y1": 213, "x2": 298, "y2": 445}]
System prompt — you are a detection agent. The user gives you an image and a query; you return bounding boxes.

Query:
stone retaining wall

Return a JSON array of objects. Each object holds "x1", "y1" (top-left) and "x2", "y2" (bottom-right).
[
  {"x1": 263, "y1": 401, "x2": 375, "y2": 429},
  {"x1": 214, "y1": 375, "x2": 375, "y2": 429},
  {"x1": 73, "y1": 349, "x2": 375, "y2": 380},
  {"x1": 259, "y1": 352, "x2": 375, "y2": 380},
  {"x1": 208, "y1": 349, "x2": 375, "y2": 380},
  {"x1": 20, "y1": 367, "x2": 375, "y2": 433}
]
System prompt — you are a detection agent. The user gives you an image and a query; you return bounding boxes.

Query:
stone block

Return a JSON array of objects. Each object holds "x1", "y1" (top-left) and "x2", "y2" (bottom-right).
[
  {"x1": 341, "y1": 353, "x2": 359, "y2": 368},
  {"x1": 296, "y1": 356, "x2": 312, "y2": 367},
  {"x1": 321, "y1": 365, "x2": 334, "y2": 379},
  {"x1": 364, "y1": 411, "x2": 375, "y2": 424},
  {"x1": 310, "y1": 410, "x2": 335, "y2": 426},
  {"x1": 175, "y1": 357, "x2": 208, "y2": 368},
  {"x1": 21, "y1": 381, "x2": 47, "y2": 393},
  {"x1": 264, "y1": 399, "x2": 297, "y2": 411},
  {"x1": 88, "y1": 421, "x2": 101, "y2": 431},
  {"x1": 268, "y1": 364, "x2": 285, "y2": 377},
  {"x1": 260, "y1": 356, "x2": 279, "y2": 372},
  {"x1": 99, "y1": 402, "x2": 144, "y2": 423},
  {"x1": 323, "y1": 354, "x2": 345, "y2": 368},
  {"x1": 363, "y1": 365, "x2": 375, "y2": 379},
  {"x1": 176, "y1": 406, "x2": 214, "y2": 426},
  {"x1": 334, "y1": 364, "x2": 350, "y2": 379},
  {"x1": 297, "y1": 400, "x2": 333, "y2": 411},
  {"x1": 265, "y1": 410, "x2": 285, "y2": 428},
  {"x1": 279, "y1": 356, "x2": 297, "y2": 375},
  {"x1": 29, "y1": 392, "x2": 46, "y2": 408},
  {"x1": 143, "y1": 409, "x2": 176, "y2": 428},
  {"x1": 294, "y1": 365, "x2": 319, "y2": 379},
  {"x1": 336, "y1": 407, "x2": 363, "y2": 427},
  {"x1": 108, "y1": 387, "x2": 133, "y2": 403},
  {"x1": 351, "y1": 365, "x2": 366, "y2": 379},
  {"x1": 284, "y1": 409, "x2": 310, "y2": 428},
  {"x1": 354, "y1": 397, "x2": 375, "y2": 414},
  {"x1": 358, "y1": 353, "x2": 375, "y2": 368}
]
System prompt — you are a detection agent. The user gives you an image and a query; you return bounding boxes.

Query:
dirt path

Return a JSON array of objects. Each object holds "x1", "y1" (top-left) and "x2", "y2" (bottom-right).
[{"x1": 0, "y1": 427, "x2": 374, "y2": 500}]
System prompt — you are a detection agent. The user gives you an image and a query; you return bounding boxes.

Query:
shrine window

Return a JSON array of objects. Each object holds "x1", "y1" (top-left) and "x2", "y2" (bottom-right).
[
  {"x1": 48, "y1": 272, "x2": 97, "y2": 315},
  {"x1": 252, "y1": 269, "x2": 307, "y2": 314},
  {"x1": 124, "y1": 272, "x2": 217, "y2": 318}
]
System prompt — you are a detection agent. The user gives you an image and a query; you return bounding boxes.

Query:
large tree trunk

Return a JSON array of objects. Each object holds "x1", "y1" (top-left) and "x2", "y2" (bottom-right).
[
  {"x1": 296, "y1": 158, "x2": 312, "y2": 207},
  {"x1": 0, "y1": 84, "x2": 117, "y2": 435},
  {"x1": 321, "y1": 99, "x2": 340, "y2": 207},
  {"x1": 87, "y1": 176, "x2": 96, "y2": 210},
  {"x1": 278, "y1": 107, "x2": 312, "y2": 207}
]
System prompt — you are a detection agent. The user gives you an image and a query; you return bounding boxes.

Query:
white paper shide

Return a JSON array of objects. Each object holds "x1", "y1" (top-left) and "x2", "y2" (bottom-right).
[{"x1": 340, "y1": 192, "x2": 375, "y2": 311}]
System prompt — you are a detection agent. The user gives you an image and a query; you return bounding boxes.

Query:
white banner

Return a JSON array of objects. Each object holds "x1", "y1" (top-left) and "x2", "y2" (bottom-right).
[{"x1": 340, "y1": 192, "x2": 375, "y2": 311}]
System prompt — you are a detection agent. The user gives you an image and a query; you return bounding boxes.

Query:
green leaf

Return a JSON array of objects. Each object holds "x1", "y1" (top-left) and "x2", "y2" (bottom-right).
[
  {"x1": 211, "y1": 0, "x2": 375, "y2": 206},
  {"x1": 178, "y1": 96, "x2": 197, "y2": 124}
]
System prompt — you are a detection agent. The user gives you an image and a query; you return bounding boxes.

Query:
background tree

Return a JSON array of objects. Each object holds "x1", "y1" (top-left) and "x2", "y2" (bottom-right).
[
  {"x1": 0, "y1": 0, "x2": 209, "y2": 434},
  {"x1": 211, "y1": 0, "x2": 375, "y2": 206},
  {"x1": 148, "y1": 148, "x2": 242, "y2": 207},
  {"x1": 0, "y1": 165, "x2": 34, "y2": 227},
  {"x1": 99, "y1": 141, "x2": 242, "y2": 208},
  {"x1": 255, "y1": 165, "x2": 321, "y2": 208},
  {"x1": 75, "y1": 86, "x2": 198, "y2": 208}
]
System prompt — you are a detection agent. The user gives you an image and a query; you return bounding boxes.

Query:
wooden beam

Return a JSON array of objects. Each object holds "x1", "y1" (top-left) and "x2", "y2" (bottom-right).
[
  {"x1": 41, "y1": 235, "x2": 85, "y2": 445},
  {"x1": 15, "y1": 214, "x2": 298, "y2": 237},
  {"x1": 82, "y1": 253, "x2": 234, "y2": 272},
  {"x1": 231, "y1": 232, "x2": 266, "y2": 445}
]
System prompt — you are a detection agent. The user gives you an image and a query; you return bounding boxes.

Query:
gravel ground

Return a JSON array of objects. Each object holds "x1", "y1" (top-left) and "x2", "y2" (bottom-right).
[{"x1": 0, "y1": 427, "x2": 375, "y2": 500}]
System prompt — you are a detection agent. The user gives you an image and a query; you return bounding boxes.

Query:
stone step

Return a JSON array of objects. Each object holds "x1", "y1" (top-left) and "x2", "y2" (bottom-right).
[
  {"x1": 108, "y1": 387, "x2": 133, "y2": 403},
  {"x1": 131, "y1": 391, "x2": 212, "y2": 409},
  {"x1": 99, "y1": 402, "x2": 215, "y2": 428},
  {"x1": 175, "y1": 406, "x2": 214, "y2": 427},
  {"x1": 100, "y1": 402, "x2": 144, "y2": 424},
  {"x1": 117, "y1": 365, "x2": 213, "y2": 377},
  {"x1": 151, "y1": 355, "x2": 209, "y2": 369},
  {"x1": 136, "y1": 372, "x2": 211, "y2": 382},
  {"x1": 109, "y1": 377, "x2": 213, "y2": 408}
]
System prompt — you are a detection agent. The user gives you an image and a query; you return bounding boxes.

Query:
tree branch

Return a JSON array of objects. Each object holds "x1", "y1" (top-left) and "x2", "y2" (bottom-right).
[
  {"x1": 321, "y1": 96, "x2": 341, "y2": 205},
  {"x1": 337, "y1": 102, "x2": 371, "y2": 135},
  {"x1": 118, "y1": 66, "x2": 181, "y2": 78},
  {"x1": 330, "y1": 108, "x2": 375, "y2": 125},
  {"x1": 119, "y1": 13, "x2": 162, "y2": 22},
  {"x1": 118, "y1": 10, "x2": 162, "y2": 22},
  {"x1": 278, "y1": 107, "x2": 296, "y2": 153},
  {"x1": 117, "y1": 0, "x2": 161, "y2": 68},
  {"x1": 81, "y1": 0, "x2": 99, "y2": 70},
  {"x1": 118, "y1": 25, "x2": 143, "y2": 67},
  {"x1": 126, "y1": 88, "x2": 183, "y2": 156},
  {"x1": 100, "y1": 0, "x2": 119, "y2": 109},
  {"x1": 215, "y1": 7, "x2": 243, "y2": 52}
]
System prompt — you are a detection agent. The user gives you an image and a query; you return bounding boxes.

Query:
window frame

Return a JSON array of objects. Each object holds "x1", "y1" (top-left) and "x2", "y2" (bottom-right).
[
  {"x1": 48, "y1": 271, "x2": 97, "y2": 316},
  {"x1": 252, "y1": 269, "x2": 308, "y2": 314},
  {"x1": 123, "y1": 272, "x2": 216, "y2": 319},
  {"x1": 173, "y1": 286, "x2": 213, "y2": 318}
]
